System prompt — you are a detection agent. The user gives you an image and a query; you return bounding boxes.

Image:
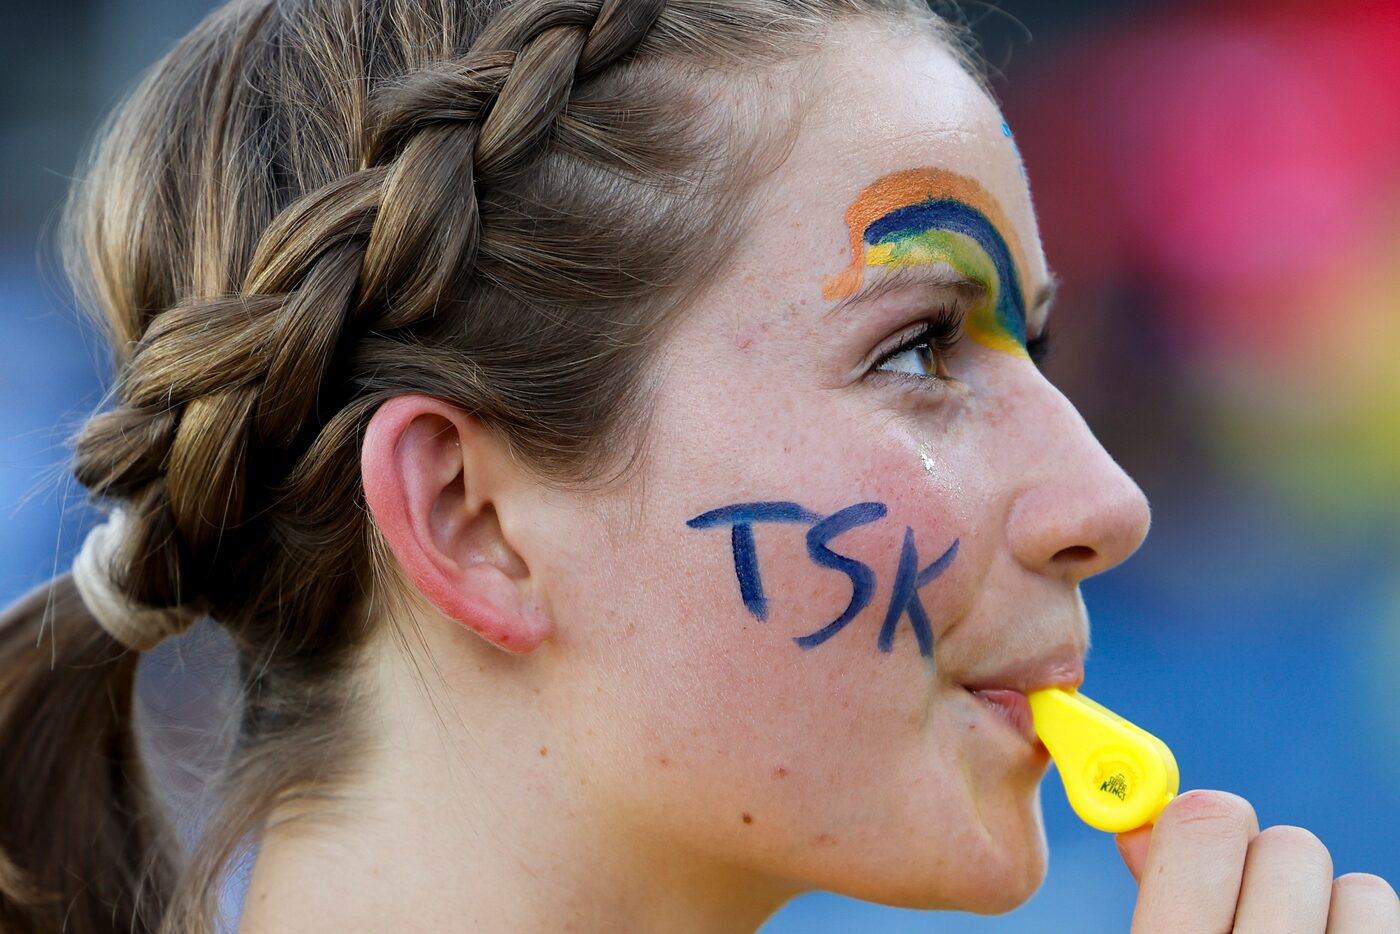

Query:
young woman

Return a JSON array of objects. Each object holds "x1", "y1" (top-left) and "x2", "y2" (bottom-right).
[{"x1": 1, "y1": 0, "x2": 1396, "y2": 932}]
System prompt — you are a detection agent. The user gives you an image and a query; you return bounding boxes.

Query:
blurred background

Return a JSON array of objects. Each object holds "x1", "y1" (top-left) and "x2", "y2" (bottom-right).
[{"x1": 2, "y1": 0, "x2": 1397, "y2": 930}]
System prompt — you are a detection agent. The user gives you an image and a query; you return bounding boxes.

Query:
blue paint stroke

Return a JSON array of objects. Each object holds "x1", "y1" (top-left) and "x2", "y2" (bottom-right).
[
  {"x1": 862, "y1": 199, "x2": 1026, "y2": 347},
  {"x1": 877, "y1": 531, "x2": 960, "y2": 657},
  {"x1": 687, "y1": 501, "x2": 821, "y2": 621},
  {"x1": 794, "y1": 502, "x2": 888, "y2": 649},
  {"x1": 1002, "y1": 120, "x2": 1026, "y2": 176}
]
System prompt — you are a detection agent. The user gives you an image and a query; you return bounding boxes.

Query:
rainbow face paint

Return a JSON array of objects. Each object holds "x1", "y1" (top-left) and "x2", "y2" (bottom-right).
[{"x1": 823, "y1": 168, "x2": 1032, "y2": 358}]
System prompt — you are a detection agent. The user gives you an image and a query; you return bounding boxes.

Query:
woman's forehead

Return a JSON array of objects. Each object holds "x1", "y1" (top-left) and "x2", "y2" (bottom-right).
[{"x1": 727, "y1": 27, "x2": 1049, "y2": 321}]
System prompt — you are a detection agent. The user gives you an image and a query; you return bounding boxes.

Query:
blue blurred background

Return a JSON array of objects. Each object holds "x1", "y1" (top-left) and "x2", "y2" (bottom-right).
[{"x1": 2, "y1": 0, "x2": 1397, "y2": 930}]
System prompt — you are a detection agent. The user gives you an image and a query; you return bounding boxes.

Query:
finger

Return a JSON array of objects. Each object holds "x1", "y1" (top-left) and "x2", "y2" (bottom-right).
[
  {"x1": 1326, "y1": 873, "x2": 1400, "y2": 934},
  {"x1": 1129, "y1": 790, "x2": 1259, "y2": 934},
  {"x1": 1116, "y1": 825, "x2": 1153, "y2": 884},
  {"x1": 1232, "y1": 825, "x2": 1333, "y2": 933}
]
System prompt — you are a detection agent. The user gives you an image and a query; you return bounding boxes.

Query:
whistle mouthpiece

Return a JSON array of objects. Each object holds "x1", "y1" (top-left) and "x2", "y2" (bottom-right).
[{"x1": 1026, "y1": 688, "x2": 1179, "y2": 833}]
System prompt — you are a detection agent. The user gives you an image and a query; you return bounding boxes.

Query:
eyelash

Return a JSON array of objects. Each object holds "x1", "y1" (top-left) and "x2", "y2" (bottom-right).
[
  {"x1": 872, "y1": 305, "x2": 964, "y2": 383},
  {"x1": 871, "y1": 311, "x2": 1054, "y2": 384}
]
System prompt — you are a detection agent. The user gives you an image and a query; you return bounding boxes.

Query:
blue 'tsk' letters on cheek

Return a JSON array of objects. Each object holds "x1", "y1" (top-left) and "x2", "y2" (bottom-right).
[
  {"x1": 795, "y1": 502, "x2": 887, "y2": 649},
  {"x1": 686, "y1": 502, "x2": 821, "y2": 620},
  {"x1": 878, "y1": 528, "x2": 960, "y2": 658},
  {"x1": 686, "y1": 500, "x2": 960, "y2": 658}
]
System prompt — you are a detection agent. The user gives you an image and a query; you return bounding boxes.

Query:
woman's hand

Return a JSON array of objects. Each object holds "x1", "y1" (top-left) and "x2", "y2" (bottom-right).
[{"x1": 1115, "y1": 789, "x2": 1399, "y2": 932}]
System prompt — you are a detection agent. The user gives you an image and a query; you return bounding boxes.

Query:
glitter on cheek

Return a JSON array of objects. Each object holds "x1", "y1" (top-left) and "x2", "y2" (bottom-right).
[{"x1": 917, "y1": 441, "x2": 938, "y2": 477}]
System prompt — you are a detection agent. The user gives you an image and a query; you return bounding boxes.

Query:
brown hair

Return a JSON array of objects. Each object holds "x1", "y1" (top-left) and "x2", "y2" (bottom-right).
[{"x1": 0, "y1": 1, "x2": 979, "y2": 931}]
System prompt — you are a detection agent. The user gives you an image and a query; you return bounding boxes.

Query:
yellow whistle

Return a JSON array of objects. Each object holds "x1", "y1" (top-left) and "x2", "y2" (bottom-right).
[{"x1": 1026, "y1": 688, "x2": 1179, "y2": 833}]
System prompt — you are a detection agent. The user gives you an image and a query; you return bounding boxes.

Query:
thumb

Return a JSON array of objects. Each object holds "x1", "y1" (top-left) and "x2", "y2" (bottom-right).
[{"x1": 1116, "y1": 824, "x2": 1154, "y2": 884}]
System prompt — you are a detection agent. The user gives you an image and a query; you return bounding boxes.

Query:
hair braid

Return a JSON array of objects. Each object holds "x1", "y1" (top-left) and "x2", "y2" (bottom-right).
[
  {"x1": 77, "y1": 0, "x2": 671, "y2": 608},
  {"x1": 78, "y1": 0, "x2": 683, "y2": 633}
]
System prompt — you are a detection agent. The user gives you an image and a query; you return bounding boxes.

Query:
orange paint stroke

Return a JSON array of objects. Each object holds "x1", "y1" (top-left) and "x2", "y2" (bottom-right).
[{"x1": 822, "y1": 168, "x2": 1031, "y2": 304}]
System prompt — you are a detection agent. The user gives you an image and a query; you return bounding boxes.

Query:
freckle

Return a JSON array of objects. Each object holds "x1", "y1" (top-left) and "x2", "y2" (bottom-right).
[
  {"x1": 814, "y1": 832, "x2": 837, "y2": 845},
  {"x1": 539, "y1": 746, "x2": 548, "y2": 756},
  {"x1": 741, "y1": 812, "x2": 753, "y2": 824},
  {"x1": 773, "y1": 765, "x2": 789, "y2": 779},
  {"x1": 658, "y1": 756, "x2": 670, "y2": 767}
]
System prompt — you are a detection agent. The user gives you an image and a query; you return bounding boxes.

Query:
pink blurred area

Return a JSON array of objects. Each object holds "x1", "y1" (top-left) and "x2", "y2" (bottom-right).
[{"x1": 1009, "y1": 0, "x2": 1399, "y2": 356}]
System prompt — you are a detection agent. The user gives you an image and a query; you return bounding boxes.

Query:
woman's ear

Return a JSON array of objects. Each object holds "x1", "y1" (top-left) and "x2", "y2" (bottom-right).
[{"x1": 360, "y1": 395, "x2": 553, "y2": 653}]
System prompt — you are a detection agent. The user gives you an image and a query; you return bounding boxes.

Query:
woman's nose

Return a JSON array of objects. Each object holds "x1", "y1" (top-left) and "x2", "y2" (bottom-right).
[{"x1": 1003, "y1": 384, "x2": 1152, "y2": 585}]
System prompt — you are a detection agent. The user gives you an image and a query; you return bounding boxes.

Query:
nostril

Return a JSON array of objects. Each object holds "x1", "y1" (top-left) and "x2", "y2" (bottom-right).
[{"x1": 1052, "y1": 545, "x2": 1097, "y2": 563}]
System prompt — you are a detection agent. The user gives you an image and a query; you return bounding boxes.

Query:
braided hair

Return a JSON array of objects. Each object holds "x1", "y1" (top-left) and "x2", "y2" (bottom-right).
[{"x1": 0, "y1": 1, "x2": 976, "y2": 931}]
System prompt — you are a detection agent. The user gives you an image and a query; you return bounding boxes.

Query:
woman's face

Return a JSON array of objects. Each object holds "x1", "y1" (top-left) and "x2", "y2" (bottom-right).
[{"x1": 523, "y1": 22, "x2": 1151, "y2": 912}]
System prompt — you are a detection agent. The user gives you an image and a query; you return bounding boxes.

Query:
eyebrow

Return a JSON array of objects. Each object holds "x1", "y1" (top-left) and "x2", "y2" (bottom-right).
[{"x1": 823, "y1": 265, "x2": 1060, "y2": 323}]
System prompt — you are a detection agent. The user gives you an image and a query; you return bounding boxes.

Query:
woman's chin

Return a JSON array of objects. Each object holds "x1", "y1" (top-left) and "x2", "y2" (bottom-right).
[
  {"x1": 839, "y1": 851, "x2": 1046, "y2": 915},
  {"x1": 817, "y1": 810, "x2": 1048, "y2": 914},
  {"x1": 912, "y1": 831, "x2": 1048, "y2": 914},
  {"x1": 960, "y1": 800, "x2": 1051, "y2": 913},
  {"x1": 872, "y1": 773, "x2": 1050, "y2": 912},
  {"x1": 954, "y1": 846, "x2": 1048, "y2": 914}
]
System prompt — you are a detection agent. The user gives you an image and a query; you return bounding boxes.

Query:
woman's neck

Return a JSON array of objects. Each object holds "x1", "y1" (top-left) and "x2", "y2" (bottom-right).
[{"x1": 237, "y1": 627, "x2": 799, "y2": 932}]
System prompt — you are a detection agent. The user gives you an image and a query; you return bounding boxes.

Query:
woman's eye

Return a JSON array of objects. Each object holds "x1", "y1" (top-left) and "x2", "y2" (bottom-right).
[
  {"x1": 875, "y1": 337, "x2": 949, "y2": 380},
  {"x1": 871, "y1": 308, "x2": 963, "y2": 383}
]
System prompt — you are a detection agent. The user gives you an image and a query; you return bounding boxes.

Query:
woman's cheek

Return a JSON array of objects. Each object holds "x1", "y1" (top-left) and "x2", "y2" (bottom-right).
[
  {"x1": 548, "y1": 385, "x2": 991, "y2": 806},
  {"x1": 606, "y1": 405, "x2": 986, "y2": 732},
  {"x1": 623, "y1": 465, "x2": 977, "y2": 762},
  {"x1": 593, "y1": 489, "x2": 996, "y2": 870}
]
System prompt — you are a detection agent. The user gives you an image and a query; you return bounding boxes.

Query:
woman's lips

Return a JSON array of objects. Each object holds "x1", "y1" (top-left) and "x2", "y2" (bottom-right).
[
  {"x1": 969, "y1": 688, "x2": 1041, "y2": 747},
  {"x1": 959, "y1": 645, "x2": 1083, "y2": 750}
]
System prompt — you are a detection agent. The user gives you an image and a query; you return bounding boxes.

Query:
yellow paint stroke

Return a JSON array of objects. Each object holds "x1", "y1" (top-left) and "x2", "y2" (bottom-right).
[{"x1": 822, "y1": 167, "x2": 1032, "y2": 314}]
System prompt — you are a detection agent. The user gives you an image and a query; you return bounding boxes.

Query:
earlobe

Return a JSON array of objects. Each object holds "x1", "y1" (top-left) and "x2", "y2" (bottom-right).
[{"x1": 360, "y1": 395, "x2": 553, "y2": 653}]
